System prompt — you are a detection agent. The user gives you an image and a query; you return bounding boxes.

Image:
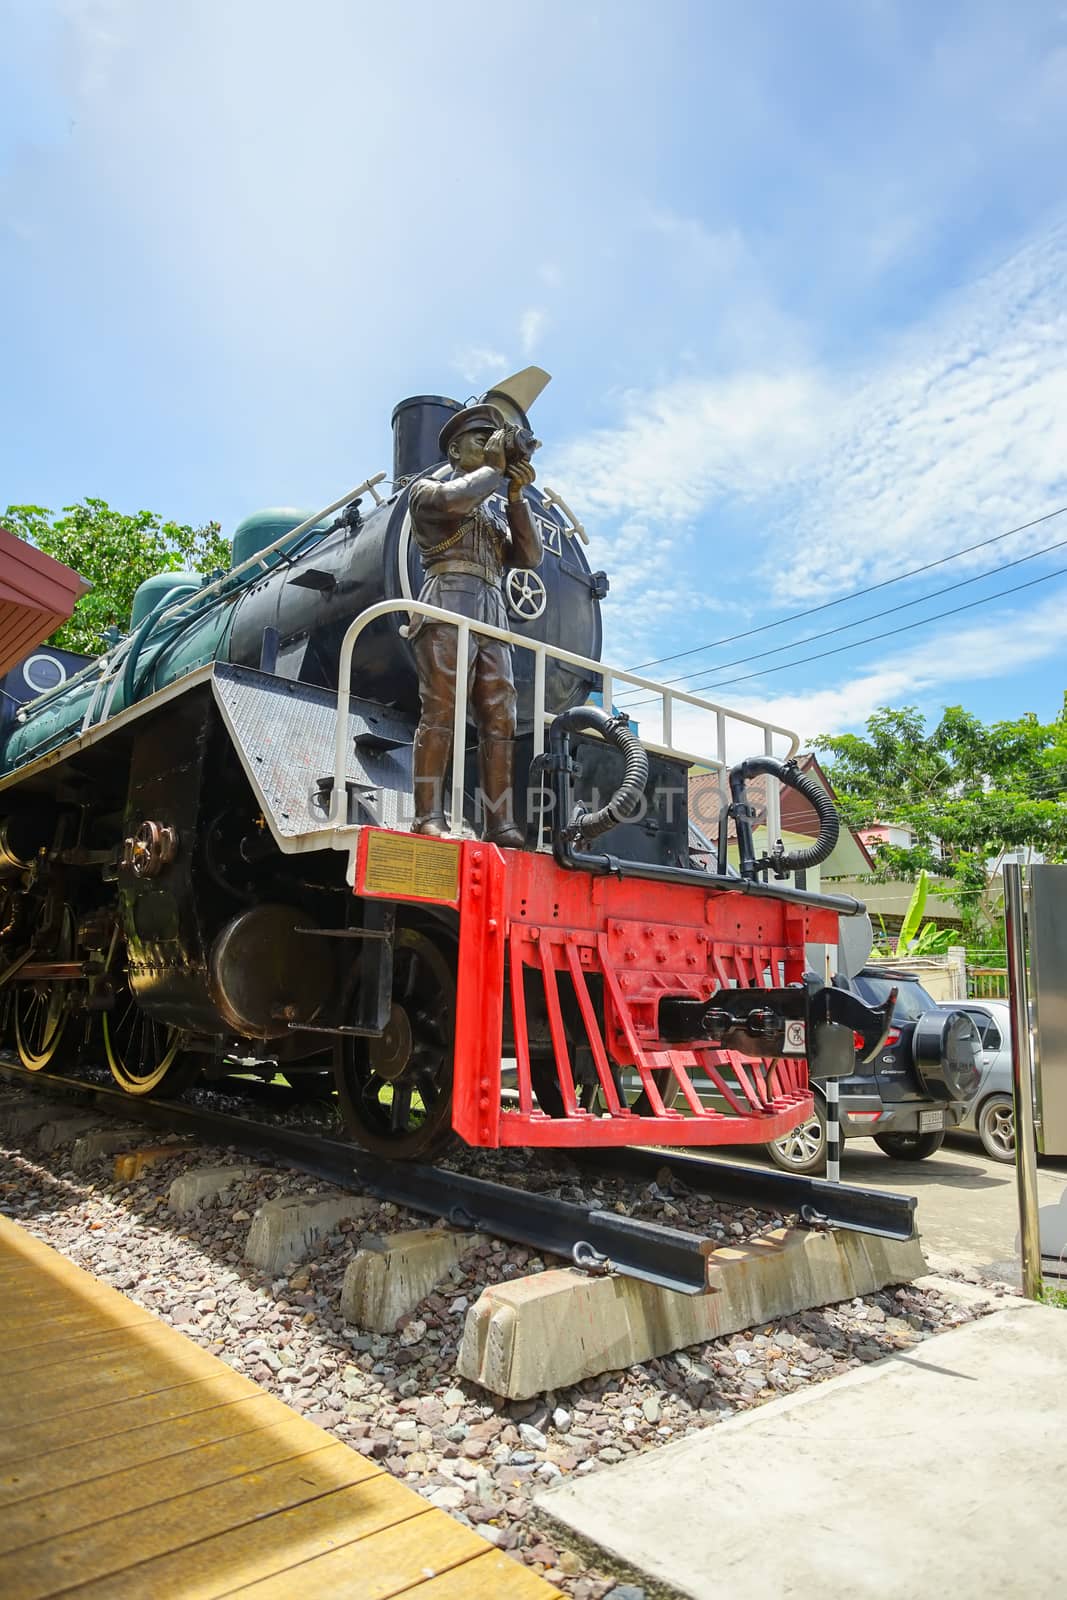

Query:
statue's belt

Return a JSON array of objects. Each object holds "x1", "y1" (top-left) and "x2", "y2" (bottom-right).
[{"x1": 423, "y1": 559, "x2": 503, "y2": 585}]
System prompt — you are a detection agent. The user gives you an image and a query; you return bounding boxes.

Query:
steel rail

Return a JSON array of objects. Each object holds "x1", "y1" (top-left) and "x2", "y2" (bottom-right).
[
  {"x1": 0, "y1": 1059, "x2": 715, "y2": 1293},
  {"x1": 0, "y1": 1058, "x2": 916, "y2": 1295},
  {"x1": 576, "y1": 1145, "x2": 917, "y2": 1242}
]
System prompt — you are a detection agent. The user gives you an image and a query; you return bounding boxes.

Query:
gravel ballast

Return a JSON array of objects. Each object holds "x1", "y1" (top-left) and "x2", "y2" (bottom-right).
[{"x1": 1, "y1": 1090, "x2": 1010, "y2": 1598}]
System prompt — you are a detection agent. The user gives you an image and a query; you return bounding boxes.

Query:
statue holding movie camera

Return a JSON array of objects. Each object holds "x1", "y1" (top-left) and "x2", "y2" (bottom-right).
[{"x1": 407, "y1": 403, "x2": 543, "y2": 847}]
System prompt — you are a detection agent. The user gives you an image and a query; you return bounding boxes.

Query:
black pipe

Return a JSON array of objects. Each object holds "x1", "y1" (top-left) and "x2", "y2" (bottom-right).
[
  {"x1": 555, "y1": 839, "x2": 863, "y2": 913},
  {"x1": 729, "y1": 755, "x2": 840, "y2": 877},
  {"x1": 552, "y1": 704, "x2": 649, "y2": 842},
  {"x1": 544, "y1": 710, "x2": 864, "y2": 916}
]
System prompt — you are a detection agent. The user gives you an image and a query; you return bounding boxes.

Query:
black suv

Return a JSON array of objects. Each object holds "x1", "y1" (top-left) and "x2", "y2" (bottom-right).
[{"x1": 764, "y1": 966, "x2": 983, "y2": 1174}]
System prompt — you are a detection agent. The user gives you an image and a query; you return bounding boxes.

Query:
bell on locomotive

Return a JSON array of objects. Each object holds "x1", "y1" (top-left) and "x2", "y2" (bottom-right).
[{"x1": 0, "y1": 363, "x2": 883, "y2": 1172}]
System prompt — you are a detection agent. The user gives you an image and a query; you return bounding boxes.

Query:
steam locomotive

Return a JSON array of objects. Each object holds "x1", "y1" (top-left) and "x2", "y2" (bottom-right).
[{"x1": 0, "y1": 369, "x2": 888, "y2": 1159}]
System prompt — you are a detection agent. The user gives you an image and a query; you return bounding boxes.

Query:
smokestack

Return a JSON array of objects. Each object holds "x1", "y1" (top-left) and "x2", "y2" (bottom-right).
[{"x1": 390, "y1": 395, "x2": 462, "y2": 485}]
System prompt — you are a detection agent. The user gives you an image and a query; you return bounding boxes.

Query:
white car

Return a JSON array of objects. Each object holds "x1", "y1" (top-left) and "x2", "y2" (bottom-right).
[{"x1": 939, "y1": 999, "x2": 1015, "y2": 1162}]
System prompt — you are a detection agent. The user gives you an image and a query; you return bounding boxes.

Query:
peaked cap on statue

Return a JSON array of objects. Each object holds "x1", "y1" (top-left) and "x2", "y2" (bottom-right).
[{"x1": 438, "y1": 403, "x2": 507, "y2": 458}]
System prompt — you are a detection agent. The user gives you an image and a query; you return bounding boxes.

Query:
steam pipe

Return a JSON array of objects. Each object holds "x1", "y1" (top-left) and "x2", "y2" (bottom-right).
[
  {"x1": 551, "y1": 705, "x2": 648, "y2": 842},
  {"x1": 543, "y1": 709, "x2": 863, "y2": 916},
  {"x1": 119, "y1": 582, "x2": 203, "y2": 711},
  {"x1": 728, "y1": 755, "x2": 840, "y2": 878},
  {"x1": 18, "y1": 474, "x2": 387, "y2": 722}
]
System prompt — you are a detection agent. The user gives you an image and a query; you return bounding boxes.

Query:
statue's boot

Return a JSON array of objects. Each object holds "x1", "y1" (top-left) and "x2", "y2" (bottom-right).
[
  {"x1": 480, "y1": 737, "x2": 524, "y2": 849},
  {"x1": 412, "y1": 726, "x2": 452, "y2": 837}
]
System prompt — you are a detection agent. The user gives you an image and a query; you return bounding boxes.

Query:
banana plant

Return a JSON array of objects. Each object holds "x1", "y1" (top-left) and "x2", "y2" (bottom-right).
[
  {"x1": 897, "y1": 869, "x2": 930, "y2": 951},
  {"x1": 871, "y1": 871, "x2": 959, "y2": 957}
]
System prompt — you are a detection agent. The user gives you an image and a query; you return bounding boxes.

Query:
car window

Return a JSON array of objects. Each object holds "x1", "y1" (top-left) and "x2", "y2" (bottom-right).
[
  {"x1": 854, "y1": 974, "x2": 937, "y2": 1022},
  {"x1": 964, "y1": 1010, "x2": 1003, "y2": 1050}
]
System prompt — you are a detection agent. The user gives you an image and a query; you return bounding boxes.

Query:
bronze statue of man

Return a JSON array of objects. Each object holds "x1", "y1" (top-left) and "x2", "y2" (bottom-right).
[{"x1": 407, "y1": 403, "x2": 542, "y2": 847}]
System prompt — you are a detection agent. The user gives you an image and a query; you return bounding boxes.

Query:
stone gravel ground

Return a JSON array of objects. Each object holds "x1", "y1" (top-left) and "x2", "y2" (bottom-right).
[
  {"x1": 0, "y1": 1094, "x2": 1015, "y2": 1599},
  {"x1": 112, "y1": 1070, "x2": 800, "y2": 1246},
  {"x1": 190, "y1": 1078, "x2": 801, "y2": 1245}
]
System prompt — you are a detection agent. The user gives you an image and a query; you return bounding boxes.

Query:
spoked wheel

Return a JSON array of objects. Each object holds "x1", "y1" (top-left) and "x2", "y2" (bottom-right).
[
  {"x1": 14, "y1": 906, "x2": 76, "y2": 1072},
  {"x1": 977, "y1": 1095, "x2": 1015, "y2": 1164},
  {"x1": 765, "y1": 1095, "x2": 827, "y2": 1174},
  {"x1": 334, "y1": 925, "x2": 456, "y2": 1160},
  {"x1": 102, "y1": 980, "x2": 199, "y2": 1097}
]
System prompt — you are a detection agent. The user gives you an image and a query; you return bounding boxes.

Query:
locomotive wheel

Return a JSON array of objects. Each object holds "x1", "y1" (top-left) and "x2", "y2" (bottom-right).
[
  {"x1": 102, "y1": 985, "x2": 199, "y2": 1097},
  {"x1": 334, "y1": 926, "x2": 455, "y2": 1161},
  {"x1": 15, "y1": 983, "x2": 73, "y2": 1071},
  {"x1": 14, "y1": 907, "x2": 76, "y2": 1072}
]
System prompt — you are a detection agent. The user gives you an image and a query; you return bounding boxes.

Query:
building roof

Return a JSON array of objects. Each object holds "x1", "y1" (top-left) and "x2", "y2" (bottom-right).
[{"x1": 0, "y1": 527, "x2": 90, "y2": 677}]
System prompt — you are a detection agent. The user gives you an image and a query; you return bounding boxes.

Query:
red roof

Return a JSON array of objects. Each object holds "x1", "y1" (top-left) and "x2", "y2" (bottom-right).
[{"x1": 0, "y1": 527, "x2": 90, "y2": 677}]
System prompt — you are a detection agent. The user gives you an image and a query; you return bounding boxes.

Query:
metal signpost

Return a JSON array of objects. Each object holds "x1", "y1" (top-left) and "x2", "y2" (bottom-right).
[
  {"x1": 1027, "y1": 864, "x2": 1067, "y2": 1160},
  {"x1": 1003, "y1": 863, "x2": 1043, "y2": 1300},
  {"x1": 824, "y1": 1079, "x2": 841, "y2": 1182}
]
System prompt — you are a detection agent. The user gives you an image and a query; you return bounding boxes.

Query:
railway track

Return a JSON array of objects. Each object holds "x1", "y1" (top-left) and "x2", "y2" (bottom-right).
[{"x1": 0, "y1": 1055, "x2": 916, "y2": 1295}]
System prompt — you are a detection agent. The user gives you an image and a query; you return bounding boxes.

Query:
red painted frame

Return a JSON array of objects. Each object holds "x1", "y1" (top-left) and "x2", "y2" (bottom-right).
[{"x1": 354, "y1": 830, "x2": 842, "y2": 1151}]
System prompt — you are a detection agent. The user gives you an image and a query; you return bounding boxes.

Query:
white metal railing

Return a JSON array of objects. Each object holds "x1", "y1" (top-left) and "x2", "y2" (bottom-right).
[{"x1": 331, "y1": 600, "x2": 797, "y2": 844}]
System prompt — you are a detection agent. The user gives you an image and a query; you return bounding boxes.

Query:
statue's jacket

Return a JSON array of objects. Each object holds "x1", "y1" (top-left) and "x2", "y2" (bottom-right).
[{"x1": 407, "y1": 470, "x2": 512, "y2": 640}]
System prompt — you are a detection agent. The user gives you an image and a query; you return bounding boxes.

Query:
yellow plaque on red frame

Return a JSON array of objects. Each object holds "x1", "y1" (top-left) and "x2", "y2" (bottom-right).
[{"x1": 362, "y1": 831, "x2": 461, "y2": 902}]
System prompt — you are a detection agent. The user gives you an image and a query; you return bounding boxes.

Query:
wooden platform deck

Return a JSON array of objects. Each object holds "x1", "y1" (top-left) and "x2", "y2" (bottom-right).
[{"x1": 0, "y1": 1217, "x2": 561, "y2": 1599}]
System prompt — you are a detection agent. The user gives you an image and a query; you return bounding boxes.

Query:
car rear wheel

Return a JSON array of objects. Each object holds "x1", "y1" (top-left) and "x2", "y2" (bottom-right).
[
  {"x1": 977, "y1": 1094, "x2": 1015, "y2": 1163},
  {"x1": 873, "y1": 1130, "x2": 945, "y2": 1161},
  {"x1": 765, "y1": 1095, "x2": 826, "y2": 1175}
]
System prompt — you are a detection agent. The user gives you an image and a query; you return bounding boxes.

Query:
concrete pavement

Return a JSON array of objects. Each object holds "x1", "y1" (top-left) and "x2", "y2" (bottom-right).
[
  {"x1": 714, "y1": 1130, "x2": 1067, "y2": 1285},
  {"x1": 536, "y1": 1300, "x2": 1067, "y2": 1600},
  {"x1": 835, "y1": 1135, "x2": 1067, "y2": 1284}
]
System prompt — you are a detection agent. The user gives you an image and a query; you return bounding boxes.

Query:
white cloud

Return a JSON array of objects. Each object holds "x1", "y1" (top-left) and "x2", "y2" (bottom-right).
[
  {"x1": 519, "y1": 308, "x2": 547, "y2": 354},
  {"x1": 773, "y1": 230, "x2": 1067, "y2": 602},
  {"x1": 452, "y1": 346, "x2": 510, "y2": 387},
  {"x1": 580, "y1": 513, "x2": 734, "y2": 669},
  {"x1": 643, "y1": 212, "x2": 747, "y2": 275},
  {"x1": 57, "y1": 0, "x2": 129, "y2": 98},
  {"x1": 553, "y1": 224, "x2": 1067, "y2": 604},
  {"x1": 655, "y1": 586, "x2": 1067, "y2": 762},
  {"x1": 553, "y1": 368, "x2": 827, "y2": 522}
]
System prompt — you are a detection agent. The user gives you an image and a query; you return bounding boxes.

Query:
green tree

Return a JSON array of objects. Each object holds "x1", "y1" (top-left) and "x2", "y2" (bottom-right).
[
  {"x1": 3, "y1": 499, "x2": 230, "y2": 655},
  {"x1": 816, "y1": 701, "x2": 1067, "y2": 940}
]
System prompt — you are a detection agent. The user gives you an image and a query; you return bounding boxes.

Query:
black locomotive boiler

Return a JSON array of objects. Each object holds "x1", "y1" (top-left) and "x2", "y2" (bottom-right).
[{"x1": 0, "y1": 369, "x2": 873, "y2": 1160}]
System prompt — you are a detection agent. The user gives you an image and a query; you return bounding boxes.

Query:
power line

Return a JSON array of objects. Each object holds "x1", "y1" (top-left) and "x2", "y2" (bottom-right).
[
  {"x1": 616, "y1": 529, "x2": 1067, "y2": 699},
  {"x1": 626, "y1": 503, "x2": 1067, "y2": 674},
  {"x1": 625, "y1": 559, "x2": 1067, "y2": 706}
]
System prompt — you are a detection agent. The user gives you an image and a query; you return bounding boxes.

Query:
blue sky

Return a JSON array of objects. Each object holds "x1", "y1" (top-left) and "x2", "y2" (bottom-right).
[{"x1": 2, "y1": 0, "x2": 1066, "y2": 752}]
